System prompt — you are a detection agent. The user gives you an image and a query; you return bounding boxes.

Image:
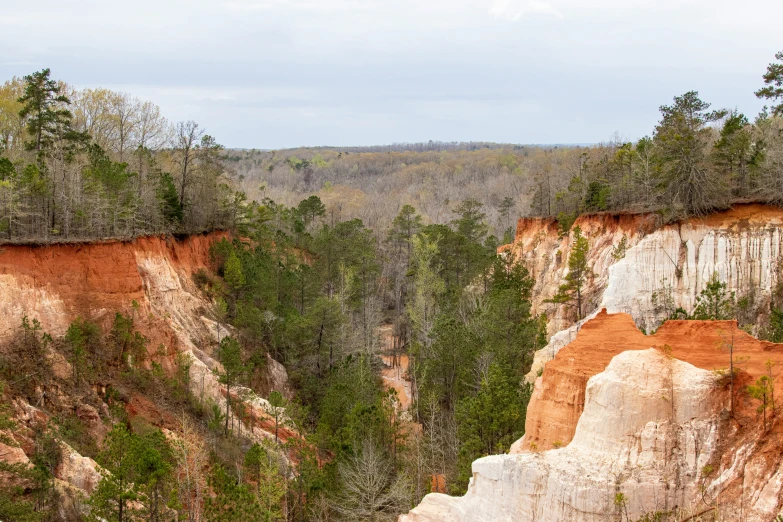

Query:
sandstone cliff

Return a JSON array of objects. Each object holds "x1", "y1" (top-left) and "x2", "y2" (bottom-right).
[
  {"x1": 498, "y1": 204, "x2": 783, "y2": 380},
  {"x1": 401, "y1": 312, "x2": 783, "y2": 521}
]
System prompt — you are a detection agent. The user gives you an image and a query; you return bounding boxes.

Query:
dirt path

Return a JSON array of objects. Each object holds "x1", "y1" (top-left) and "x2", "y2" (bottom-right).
[{"x1": 379, "y1": 324, "x2": 412, "y2": 411}]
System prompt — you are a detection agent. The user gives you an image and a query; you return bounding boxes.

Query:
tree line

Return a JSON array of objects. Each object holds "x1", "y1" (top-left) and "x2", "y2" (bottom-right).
[
  {"x1": 530, "y1": 51, "x2": 783, "y2": 224},
  {"x1": 0, "y1": 69, "x2": 244, "y2": 242},
  {"x1": 226, "y1": 50, "x2": 783, "y2": 244}
]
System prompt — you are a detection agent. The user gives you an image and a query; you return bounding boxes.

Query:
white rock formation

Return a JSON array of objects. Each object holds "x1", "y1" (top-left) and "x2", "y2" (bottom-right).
[
  {"x1": 602, "y1": 221, "x2": 783, "y2": 332},
  {"x1": 401, "y1": 349, "x2": 725, "y2": 522},
  {"x1": 525, "y1": 209, "x2": 783, "y2": 382}
]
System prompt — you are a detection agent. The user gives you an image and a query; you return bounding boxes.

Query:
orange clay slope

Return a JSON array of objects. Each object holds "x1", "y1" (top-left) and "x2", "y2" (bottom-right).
[
  {"x1": 0, "y1": 232, "x2": 227, "y2": 341},
  {"x1": 518, "y1": 309, "x2": 783, "y2": 452}
]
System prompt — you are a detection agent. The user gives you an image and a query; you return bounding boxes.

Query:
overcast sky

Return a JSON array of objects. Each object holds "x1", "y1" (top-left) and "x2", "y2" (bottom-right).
[{"x1": 1, "y1": 0, "x2": 781, "y2": 148}]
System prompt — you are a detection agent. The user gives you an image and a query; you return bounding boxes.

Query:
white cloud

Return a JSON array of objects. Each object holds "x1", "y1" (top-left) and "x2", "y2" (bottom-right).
[{"x1": 489, "y1": 0, "x2": 564, "y2": 21}]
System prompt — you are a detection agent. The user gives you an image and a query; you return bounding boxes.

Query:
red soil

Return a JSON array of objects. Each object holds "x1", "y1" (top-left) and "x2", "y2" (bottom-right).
[
  {"x1": 522, "y1": 310, "x2": 783, "y2": 451},
  {"x1": 0, "y1": 232, "x2": 226, "y2": 322}
]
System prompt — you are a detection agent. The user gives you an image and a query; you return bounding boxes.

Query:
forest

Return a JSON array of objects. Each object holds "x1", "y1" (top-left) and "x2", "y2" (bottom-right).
[{"x1": 0, "y1": 50, "x2": 782, "y2": 521}]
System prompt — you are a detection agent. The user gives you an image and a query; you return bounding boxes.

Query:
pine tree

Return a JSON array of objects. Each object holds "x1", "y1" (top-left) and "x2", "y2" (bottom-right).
[
  {"x1": 17, "y1": 69, "x2": 75, "y2": 153},
  {"x1": 691, "y1": 272, "x2": 735, "y2": 320},
  {"x1": 756, "y1": 50, "x2": 783, "y2": 116},
  {"x1": 217, "y1": 336, "x2": 245, "y2": 435},
  {"x1": 653, "y1": 91, "x2": 728, "y2": 215},
  {"x1": 547, "y1": 225, "x2": 592, "y2": 320},
  {"x1": 244, "y1": 443, "x2": 286, "y2": 522}
]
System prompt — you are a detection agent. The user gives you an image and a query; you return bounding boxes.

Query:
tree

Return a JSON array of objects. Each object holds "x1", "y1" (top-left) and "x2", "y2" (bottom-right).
[
  {"x1": 451, "y1": 199, "x2": 488, "y2": 243},
  {"x1": 216, "y1": 336, "x2": 246, "y2": 435},
  {"x1": 172, "y1": 414, "x2": 207, "y2": 522},
  {"x1": 497, "y1": 196, "x2": 516, "y2": 242},
  {"x1": 547, "y1": 225, "x2": 592, "y2": 320},
  {"x1": 756, "y1": 50, "x2": 783, "y2": 116},
  {"x1": 455, "y1": 363, "x2": 529, "y2": 492},
  {"x1": 223, "y1": 250, "x2": 246, "y2": 295},
  {"x1": 653, "y1": 91, "x2": 728, "y2": 216},
  {"x1": 203, "y1": 465, "x2": 261, "y2": 522},
  {"x1": 768, "y1": 307, "x2": 783, "y2": 343},
  {"x1": 691, "y1": 272, "x2": 735, "y2": 320},
  {"x1": 408, "y1": 234, "x2": 445, "y2": 353},
  {"x1": 265, "y1": 390, "x2": 286, "y2": 444},
  {"x1": 297, "y1": 195, "x2": 325, "y2": 229},
  {"x1": 157, "y1": 172, "x2": 183, "y2": 225},
  {"x1": 387, "y1": 204, "x2": 422, "y2": 259},
  {"x1": 17, "y1": 69, "x2": 75, "y2": 153},
  {"x1": 330, "y1": 441, "x2": 408, "y2": 522},
  {"x1": 89, "y1": 424, "x2": 174, "y2": 522},
  {"x1": 174, "y1": 121, "x2": 203, "y2": 209},
  {"x1": 713, "y1": 111, "x2": 753, "y2": 197},
  {"x1": 748, "y1": 375, "x2": 773, "y2": 431},
  {"x1": 244, "y1": 443, "x2": 286, "y2": 522}
]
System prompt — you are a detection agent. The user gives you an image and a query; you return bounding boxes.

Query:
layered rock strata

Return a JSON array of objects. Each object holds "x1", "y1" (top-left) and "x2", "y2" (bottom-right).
[{"x1": 402, "y1": 313, "x2": 783, "y2": 521}]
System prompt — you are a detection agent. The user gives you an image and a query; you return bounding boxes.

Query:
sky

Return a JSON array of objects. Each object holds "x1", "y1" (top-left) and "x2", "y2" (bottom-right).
[{"x1": 1, "y1": 0, "x2": 781, "y2": 149}]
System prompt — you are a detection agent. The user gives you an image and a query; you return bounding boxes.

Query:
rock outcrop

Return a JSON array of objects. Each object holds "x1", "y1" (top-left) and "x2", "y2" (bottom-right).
[
  {"x1": 402, "y1": 312, "x2": 783, "y2": 521},
  {"x1": 403, "y1": 348, "x2": 723, "y2": 521},
  {"x1": 499, "y1": 204, "x2": 783, "y2": 381}
]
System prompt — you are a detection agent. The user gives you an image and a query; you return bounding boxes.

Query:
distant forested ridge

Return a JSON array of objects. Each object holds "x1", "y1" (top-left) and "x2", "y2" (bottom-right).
[
  {"x1": 228, "y1": 51, "x2": 783, "y2": 238},
  {"x1": 0, "y1": 69, "x2": 246, "y2": 242}
]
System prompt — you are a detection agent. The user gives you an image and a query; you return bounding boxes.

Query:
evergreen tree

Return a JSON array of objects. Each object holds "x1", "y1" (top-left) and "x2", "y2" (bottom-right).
[
  {"x1": 244, "y1": 443, "x2": 286, "y2": 522},
  {"x1": 547, "y1": 225, "x2": 592, "y2": 320},
  {"x1": 455, "y1": 363, "x2": 529, "y2": 492},
  {"x1": 157, "y1": 172, "x2": 183, "y2": 225},
  {"x1": 691, "y1": 273, "x2": 735, "y2": 320},
  {"x1": 203, "y1": 466, "x2": 261, "y2": 522},
  {"x1": 88, "y1": 424, "x2": 174, "y2": 522},
  {"x1": 296, "y1": 195, "x2": 326, "y2": 229},
  {"x1": 217, "y1": 336, "x2": 246, "y2": 435},
  {"x1": 17, "y1": 69, "x2": 77, "y2": 153},
  {"x1": 756, "y1": 50, "x2": 783, "y2": 116},
  {"x1": 653, "y1": 91, "x2": 728, "y2": 215}
]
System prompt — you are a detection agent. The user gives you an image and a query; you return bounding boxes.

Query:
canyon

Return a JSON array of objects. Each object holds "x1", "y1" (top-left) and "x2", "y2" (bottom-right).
[
  {"x1": 3, "y1": 204, "x2": 783, "y2": 520},
  {"x1": 402, "y1": 204, "x2": 783, "y2": 522}
]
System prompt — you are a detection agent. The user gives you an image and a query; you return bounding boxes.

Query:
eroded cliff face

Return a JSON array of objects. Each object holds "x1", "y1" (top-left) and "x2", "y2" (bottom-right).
[
  {"x1": 0, "y1": 233, "x2": 294, "y2": 500},
  {"x1": 401, "y1": 313, "x2": 783, "y2": 522},
  {"x1": 500, "y1": 204, "x2": 783, "y2": 380}
]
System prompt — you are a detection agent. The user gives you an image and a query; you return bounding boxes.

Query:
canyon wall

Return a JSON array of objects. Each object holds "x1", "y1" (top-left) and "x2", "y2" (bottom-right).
[
  {"x1": 402, "y1": 312, "x2": 783, "y2": 521},
  {"x1": 403, "y1": 206, "x2": 783, "y2": 522},
  {"x1": 0, "y1": 233, "x2": 292, "y2": 501},
  {"x1": 499, "y1": 204, "x2": 783, "y2": 379}
]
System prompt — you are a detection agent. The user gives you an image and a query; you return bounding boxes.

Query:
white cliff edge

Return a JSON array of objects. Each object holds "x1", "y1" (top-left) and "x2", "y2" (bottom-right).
[{"x1": 400, "y1": 349, "x2": 764, "y2": 521}]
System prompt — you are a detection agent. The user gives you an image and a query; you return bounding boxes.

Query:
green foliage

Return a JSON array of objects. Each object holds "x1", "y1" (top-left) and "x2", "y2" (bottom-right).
[
  {"x1": 65, "y1": 316, "x2": 101, "y2": 382},
  {"x1": 89, "y1": 424, "x2": 175, "y2": 522},
  {"x1": 612, "y1": 235, "x2": 629, "y2": 260},
  {"x1": 204, "y1": 465, "x2": 264, "y2": 522},
  {"x1": 388, "y1": 204, "x2": 422, "y2": 256},
  {"x1": 157, "y1": 172, "x2": 183, "y2": 225},
  {"x1": 691, "y1": 273, "x2": 735, "y2": 320},
  {"x1": 547, "y1": 225, "x2": 592, "y2": 320},
  {"x1": 297, "y1": 195, "x2": 326, "y2": 228},
  {"x1": 767, "y1": 307, "x2": 783, "y2": 343},
  {"x1": 748, "y1": 374, "x2": 774, "y2": 431},
  {"x1": 455, "y1": 364, "x2": 530, "y2": 491},
  {"x1": 216, "y1": 336, "x2": 246, "y2": 435},
  {"x1": 18, "y1": 68, "x2": 86, "y2": 154},
  {"x1": 756, "y1": 50, "x2": 783, "y2": 116},
  {"x1": 244, "y1": 443, "x2": 286, "y2": 521},
  {"x1": 223, "y1": 250, "x2": 246, "y2": 291},
  {"x1": 654, "y1": 91, "x2": 728, "y2": 216},
  {"x1": 584, "y1": 180, "x2": 610, "y2": 211},
  {"x1": 110, "y1": 312, "x2": 148, "y2": 367}
]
